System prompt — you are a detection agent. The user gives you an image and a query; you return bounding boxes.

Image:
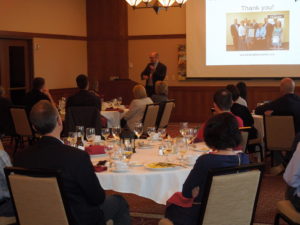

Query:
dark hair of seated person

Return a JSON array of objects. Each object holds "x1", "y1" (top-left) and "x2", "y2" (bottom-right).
[
  {"x1": 204, "y1": 113, "x2": 242, "y2": 150},
  {"x1": 30, "y1": 100, "x2": 58, "y2": 135},
  {"x1": 226, "y1": 84, "x2": 240, "y2": 102},
  {"x1": 213, "y1": 89, "x2": 233, "y2": 111},
  {"x1": 32, "y1": 77, "x2": 45, "y2": 90},
  {"x1": 76, "y1": 74, "x2": 88, "y2": 90},
  {"x1": 236, "y1": 81, "x2": 247, "y2": 100}
]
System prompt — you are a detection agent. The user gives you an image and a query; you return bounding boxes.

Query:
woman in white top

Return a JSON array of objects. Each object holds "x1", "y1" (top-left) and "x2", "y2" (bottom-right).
[{"x1": 123, "y1": 84, "x2": 153, "y2": 131}]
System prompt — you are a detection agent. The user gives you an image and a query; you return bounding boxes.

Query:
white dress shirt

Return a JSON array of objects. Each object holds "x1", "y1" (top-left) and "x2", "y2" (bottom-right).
[{"x1": 236, "y1": 97, "x2": 248, "y2": 107}]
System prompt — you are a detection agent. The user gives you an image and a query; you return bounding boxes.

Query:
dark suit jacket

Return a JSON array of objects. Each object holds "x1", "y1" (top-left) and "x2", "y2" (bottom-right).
[
  {"x1": 231, "y1": 103, "x2": 257, "y2": 139},
  {"x1": 230, "y1": 24, "x2": 239, "y2": 38},
  {"x1": 66, "y1": 90, "x2": 101, "y2": 109},
  {"x1": 23, "y1": 89, "x2": 50, "y2": 113},
  {"x1": 255, "y1": 93, "x2": 300, "y2": 133},
  {"x1": 140, "y1": 62, "x2": 167, "y2": 86},
  {"x1": 14, "y1": 136, "x2": 106, "y2": 225},
  {"x1": 0, "y1": 97, "x2": 14, "y2": 135}
]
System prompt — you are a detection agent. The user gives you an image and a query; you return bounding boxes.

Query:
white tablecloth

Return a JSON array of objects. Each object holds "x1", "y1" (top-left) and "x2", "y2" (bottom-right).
[
  {"x1": 101, "y1": 110, "x2": 128, "y2": 128},
  {"x1": 91, "y1": 141, "x2": 204, "y2": 205}
]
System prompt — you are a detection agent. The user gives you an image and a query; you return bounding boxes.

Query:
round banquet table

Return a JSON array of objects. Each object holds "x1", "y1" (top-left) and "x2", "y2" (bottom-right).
[
  {"x1": 91, "y1": 141, "x2": 206, "y2": 205},
  {"x1": 101, "y1": 110, "x2": 128, "y2": 128}
]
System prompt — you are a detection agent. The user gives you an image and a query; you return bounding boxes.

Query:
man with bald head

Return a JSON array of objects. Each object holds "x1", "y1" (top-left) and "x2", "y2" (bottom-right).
[
  {"x1": 141, "y1": 52, "x2": 167, "y2": 97},
  {"x1": 255, "y1": 78, "x2": 300, "y2": 133},
  {"x1": 14, "y1": 100, "x2": 131, "y2": 225}
]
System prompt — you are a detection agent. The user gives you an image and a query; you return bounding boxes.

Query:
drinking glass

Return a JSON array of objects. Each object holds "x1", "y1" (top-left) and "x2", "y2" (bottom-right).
[
  {"x1": 68, "y1": 132, "x2": 77, "y2": 147},
  {"x1": 147, "y1": 127, "x2": 156, "y2": 138},
  {"x1": 158, "y1": 128, "x2": 167, "y2": 139},
  {"x1": 76, "y1": 126, "x2": 85, "y2": 140},
  {"x1": 176, "y1": 137, "x2": 188, "y2": 162},
  {"x1": 185, "y1": 128, "x2": 195, "y2": 144},
  {"x1": 162, "y1": 141, "x2": 173, "y2": 162},
  {"x1": 105, "y1": 142, "x2": 115, "y2": 168},
  {"x1": 179, "y1": 122, "x2": 189, "y2": 137},
  {"x1": 133, "y1": 122, "x2": 143, "y2": 139},
  {"x1": 101, "y1": 128, "x2": 110, "y2": 140},
  {"x1": 117, "y1": 97, "x2": 122, "y2": 106},
  {"x1": 123, "y1": 139, "x2": 133, "y2": 163},
  {"x1": 112, "y1": 126, "x2": 121, "y2": 140},
  {"x1": 86, "y1": 128, "x2": 96, "y2": 143}
]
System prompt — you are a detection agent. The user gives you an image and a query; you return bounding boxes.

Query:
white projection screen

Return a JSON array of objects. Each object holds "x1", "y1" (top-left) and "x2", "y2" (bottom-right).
[{"x1": 186, "y1": 0, "x2": 300, "y2": 78}]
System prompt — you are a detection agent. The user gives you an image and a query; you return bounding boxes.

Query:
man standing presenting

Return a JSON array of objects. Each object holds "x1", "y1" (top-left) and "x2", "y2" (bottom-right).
[
  {"x1": 230, "y1": 19, "x2": 239, "y2": 50},
  {"x1": 141, "y1": 52, "x2": 167, "y2": 97}
]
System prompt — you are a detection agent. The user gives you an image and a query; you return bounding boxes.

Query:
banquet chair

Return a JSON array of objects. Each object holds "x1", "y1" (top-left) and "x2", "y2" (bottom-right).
[
  {"x1": 141, "y1": 103, "x2": 160, "y2": 132},
  {"x1": 64, "y1": 106, "x2": 102, "y2": 136},
  {"x1": 274, "y1": 200, "x2": 300, "y2": 225},
  {"x1": 264, "y1": 115, "x2": 295, "y2": 166},
  {"x1": 10, "y1": 106, "x2": 35, "y2": 156},
  {"x1": 4, "y1": 167, "x2": 72, "y2": 225},
  {"x1": 240, "y1": 131, "x2": 249, "y2": 153},
  {"x1": 157, "y1": 100, "x2": 175, "y2": 129},
  {"x1": 247, "y1": 115, "x2": 265, "y2": 162},
  {"x1": 159, "y1": 163, "x2": 264, "y2": 225}
]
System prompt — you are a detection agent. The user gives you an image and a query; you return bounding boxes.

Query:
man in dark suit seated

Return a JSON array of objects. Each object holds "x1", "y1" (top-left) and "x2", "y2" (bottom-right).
[
  {"x1": 255, "y1": 78, "x2": 300, "y2": 133},
  {"x1": 66, "y1": 74, "x2": 101, "y2": 109},
  {"x1": 23, "y1": 77, "x2": 56, "y2": 113},
  {"x1": 14, "y1": 101, "x2": 131, "y2": 225},
  {"x1": 141, "y1": 52, "x2": 167, "y2": 97}
]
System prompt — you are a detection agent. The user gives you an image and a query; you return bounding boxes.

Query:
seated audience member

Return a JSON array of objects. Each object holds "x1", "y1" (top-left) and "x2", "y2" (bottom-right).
[
  {"x1": 24, "y1": 77, "x2": 55, "y2": 113},
  {"x1": 123, "y1": 85, "x2": 153, "y2": 131},
  {"x1": 151, "y1": 81, "x2": 169, "y2": 103},
  {"x1": 14, "y1": 101, "x2": 131, "y2": 225},
  {"x1": 0, "y1": 87, "x2": 14, "y2": 136},
  {"x1": 284, "y1": 142, "x2": 300, "y2": 212},
  {"x1": 195, "y1": 89, "x2": 244, "y2": 141},
  {"x1": 226, "y1": 85, "x2": 257, "y2": 139},
  {"x1": 0, "y1": 148, "x2": 14, "y2": 217},
  {"x1": 236, "y1": 82, "x2": 248, "y2": 107},
  {"x1": 165, "y1": 113, "x2": 249, "y2": 225},
  {"x1": 66, "y1": 74, "x2": 101, "y2": 109},
  {"x1": 255, "y1": 78, "x2": 300, "y2": 133}
]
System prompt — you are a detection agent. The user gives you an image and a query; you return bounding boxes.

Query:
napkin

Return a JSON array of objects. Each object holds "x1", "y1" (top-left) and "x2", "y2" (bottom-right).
[
  {"x1": 85, "y1": 145, "x2": 106, "y2": 155},
  {"x1": 166, "y1": 192, "x2": 194, "y2": 208},
  {"x1": 94, "y1": 165, "x2": 107, "y2": 172}
]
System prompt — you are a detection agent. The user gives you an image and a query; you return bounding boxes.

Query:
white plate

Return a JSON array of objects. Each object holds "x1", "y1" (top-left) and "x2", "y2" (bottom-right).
[
  {"x1": 111, "y1": 167, "x2": 130, "y2": 173},
  {"x1": 129, "y1": 161, "x2": 143, "y2": 167},
  {"x1": 89, "y1": 153, "x2": 107, "y2": 158},
  {"x1": 144, "y1": 163, "x2": 180, "y2": 171}
]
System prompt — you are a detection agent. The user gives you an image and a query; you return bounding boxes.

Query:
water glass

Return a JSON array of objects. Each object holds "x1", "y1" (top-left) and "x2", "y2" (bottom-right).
[
  {"x1": 133, "y1": 122, "x2": 143, "y2": 139},
  {"x1": 68, "y1": 132, "x2": 77, "y2": 147},
  {"x1": 101, "y1": 128, "x2": 110, "y2": 140},
  {"x1": 158, "y1": 128, "x2": 167, "y2": 139},
  {"x1": 117, "y1": 97, "x2": 122, "y2": 106},
  {"x1": 86, "y1": 128, "x2": 96, "y2": 143},
  {"x1": 76, "y1": 126, "x2": 85, "y2": 140},
  {"x1": 112, "y1": 126, "x2": 121, "y2": 140}
]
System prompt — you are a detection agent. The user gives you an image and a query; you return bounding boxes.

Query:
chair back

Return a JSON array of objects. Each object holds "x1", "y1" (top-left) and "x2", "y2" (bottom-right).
[
  {"x1": 252, "y1": 115, "x2": 264, "y2": 143},
  {"x1": 240, "y1": 131, "x2": 249, "y2": 153},
  {"x1": 264, "y1": 115, "x2": 295, "y2": 151},
  {"x1": 10, "y1": 106, "x2": 33, "y2": 136},
  {"x1": 4, "y1": 167, "x2": 72, "y2": 225},
  {"x1": 199, "y1": 164, "x2": 264, "y2": 225},
  {"x1": 157, "y1": 100, "x2": 175, "y2": 128},
  {"x1": 64, "y1": 106, "x2": 102, "y2": 135},
  {"x1": 141, "y1": 103, "x2": 160, "y2": 131}
]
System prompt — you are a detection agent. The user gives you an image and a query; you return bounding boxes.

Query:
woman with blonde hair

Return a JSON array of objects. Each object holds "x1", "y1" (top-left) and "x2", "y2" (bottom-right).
[
  {"x1": 122, "y1": 84, "x2": 153, "y2": 131},
  {"x1": 152, "y1": 81, "x2": 169, "y2": 103}
]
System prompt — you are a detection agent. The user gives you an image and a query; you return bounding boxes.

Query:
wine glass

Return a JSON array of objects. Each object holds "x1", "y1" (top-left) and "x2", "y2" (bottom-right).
[
  {"x1": 86, "y1": 128, "x2": 96, "y2": 143},
  {"x1": 68, "y1": 132, "x2": 77, "y2": 147},
  {"x1": 105, "y1": 142, "x2": 115, "y2": 168},
  {"x1": 112, "y1": 126, "x2": 121, "y2": 140},
  {"x1": 123, "y1": 139, "x2": 133, "y2": 163},
  {"x1": 133, "y1": 122, "x2": 143, "y2": 139},
  {"x1": 147, "y1": 127, "x2": 156, "y2": 138},
  {"x1": 101, "y1": 128, "x2": 110, "y2": 140}
]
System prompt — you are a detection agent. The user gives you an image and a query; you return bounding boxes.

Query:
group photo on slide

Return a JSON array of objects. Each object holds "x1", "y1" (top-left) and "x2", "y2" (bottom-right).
[{"x1": 226, "y1": 11, "x2": 289, "y2": 51}]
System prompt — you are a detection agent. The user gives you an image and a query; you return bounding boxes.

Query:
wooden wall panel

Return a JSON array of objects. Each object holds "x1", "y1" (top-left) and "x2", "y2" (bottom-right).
[{"x1": 86, "y1": 0, "x2": 129, "y2": 83}]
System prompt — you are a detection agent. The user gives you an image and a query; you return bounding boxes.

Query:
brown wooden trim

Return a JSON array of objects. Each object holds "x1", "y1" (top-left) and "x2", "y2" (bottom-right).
[
  {"x1": 128, "y1": 34, "x2": 186, "y2": 40},
  {"x1": 0, "y1": 30, "x2": 87, "y2": 41}
]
